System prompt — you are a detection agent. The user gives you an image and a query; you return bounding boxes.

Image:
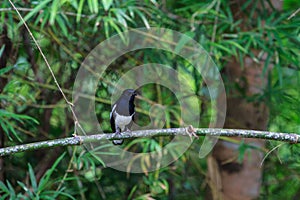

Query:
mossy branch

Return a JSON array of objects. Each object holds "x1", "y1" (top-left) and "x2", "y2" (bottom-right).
[{"x1": 0, "y1": 128, "x2": 299, "y2": 157}]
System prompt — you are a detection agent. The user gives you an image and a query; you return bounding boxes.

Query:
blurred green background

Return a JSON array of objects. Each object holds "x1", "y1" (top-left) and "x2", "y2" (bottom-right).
[{"x1": 0, "y1": 0, "x2": 299, "y2": 199}]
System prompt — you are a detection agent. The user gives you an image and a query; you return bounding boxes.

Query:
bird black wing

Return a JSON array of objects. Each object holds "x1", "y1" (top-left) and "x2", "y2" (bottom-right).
[{"x1": 110, "y1": 104, "x2": 116, "y2": 133}]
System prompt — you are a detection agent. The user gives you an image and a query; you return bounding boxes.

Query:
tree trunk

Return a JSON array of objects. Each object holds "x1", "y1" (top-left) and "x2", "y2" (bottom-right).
[
  {"x1": 207, "y1": 1, "x2": 282, "y2": 199},
  {"x1": 208, "y1": 55, "x2": 268, "y2": 200}
]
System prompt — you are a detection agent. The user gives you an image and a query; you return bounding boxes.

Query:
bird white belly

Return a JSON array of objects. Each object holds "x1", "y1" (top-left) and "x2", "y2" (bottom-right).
[{"x1": 115, "y1": 113, "x2": 133, "y2": 131}]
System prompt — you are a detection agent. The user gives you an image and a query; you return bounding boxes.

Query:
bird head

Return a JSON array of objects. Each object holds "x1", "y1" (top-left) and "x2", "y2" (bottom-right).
[{"x1": 122, "y1": 89, "x2": 138, "y2": 98}]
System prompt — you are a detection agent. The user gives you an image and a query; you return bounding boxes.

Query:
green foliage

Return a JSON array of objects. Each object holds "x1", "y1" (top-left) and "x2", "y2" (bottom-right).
[
  {"x1": 0, "y1": 0, "x2": 299, "y2": 199},
  {"x1": 0, "y1": 153, "x2": 75, "y2": 199},
  {"x1": 0, "y1": 109, "x2": 38, "y2": 141}
]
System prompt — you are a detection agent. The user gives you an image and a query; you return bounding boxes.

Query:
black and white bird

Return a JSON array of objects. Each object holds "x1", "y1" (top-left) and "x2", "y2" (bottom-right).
[{"x1": 110, "y1": 89, "x2": 137, "y2": 145}]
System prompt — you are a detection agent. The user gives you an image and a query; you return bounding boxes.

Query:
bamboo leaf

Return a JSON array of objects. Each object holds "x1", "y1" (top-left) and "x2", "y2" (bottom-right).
[
  {"x1": 38, "y1": 153, "x2": 66, "y2": 191},
  {"x1": 102, "y1": 0, "x2": 113, "y2": 11},
  {"x1": 225, "y1": 40, "x2": 248, "y2": 54},
  {"x1": 135, "y1": 9, "x2": 150, "y2": 29},
  {"x1": 0, "y1": 45, "x2": 5, "y2": 58},
  {"x1": 17, "y1": 181, "x2": 32, "y2": 197},
  {"x1": 0, "y1": 65, "x2": 14, "y2": 76},
  {"x1": 76, "y1": 0, "x2": 85, "y2": 22},
  {"x1": 50, "y1": 0, "x2": 60, "y2": 24},
  {"x1": 55, "y1": 15, "x2": 68, "y2": 37},
  {"x1": 92, "y1": 0, "x2": 99, "y2": 13},
  {"x1": 210, "y1": 42, "x2": 232, "y2": 54},
  {"x1": 28, "y1": 164, "x2": 37, "y2": 192},
  {"x1": 21, "y1": 0, "x2": 52, "y2": 26}
]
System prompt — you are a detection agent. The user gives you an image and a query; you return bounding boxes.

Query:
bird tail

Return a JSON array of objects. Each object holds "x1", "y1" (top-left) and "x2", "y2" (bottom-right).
[{"x1": 112, "y1": 139, "x2": 124, "y2": 145}]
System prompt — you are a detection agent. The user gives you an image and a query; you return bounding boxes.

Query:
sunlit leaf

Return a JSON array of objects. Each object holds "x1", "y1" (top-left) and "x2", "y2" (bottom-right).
[
  {"x1": 76, "y1": 0, "x2": 85, "y2": 22},
  {"x1": 50, "y1": 0, "x2": 60, "y2": 24},
  {"x1": 21, "y1": 0, "x2": 52, "y2": 26},
  {"x1": 102, "y1": 0, "x2": 113, "y2": 11}
]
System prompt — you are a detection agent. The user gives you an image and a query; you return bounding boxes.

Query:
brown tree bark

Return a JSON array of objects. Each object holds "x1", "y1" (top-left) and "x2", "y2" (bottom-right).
[
  {"x1": 208, "y1": 55, "x2": 268, "y2": 200},
  {"x1": 207, "y1": 1, "x2": 282, "y2": 200}
]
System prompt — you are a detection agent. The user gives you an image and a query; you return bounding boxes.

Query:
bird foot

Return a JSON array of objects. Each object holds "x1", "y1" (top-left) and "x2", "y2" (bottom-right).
[{"x1": 112, "y1": 132, "x2": 124, "y2": 145}]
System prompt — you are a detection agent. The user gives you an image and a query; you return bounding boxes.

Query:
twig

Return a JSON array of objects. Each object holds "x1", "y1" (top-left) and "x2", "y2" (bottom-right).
[
  {"x1": 288, "y1": 8, "x2": 300, "y2": 20},
  {"x1": 190, "y1": 0, "x2": 217, "y2": 31},
  {"x1": 260, "y1": 143, "x2": 284, "y2": 167},
  {"x1": 0, "y1": 128, "x2": 299, "y2": 157}
]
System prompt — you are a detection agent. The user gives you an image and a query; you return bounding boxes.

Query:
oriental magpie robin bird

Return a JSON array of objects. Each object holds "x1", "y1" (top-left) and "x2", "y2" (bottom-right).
[{"x1": 110, "y1": 89, "x2": 137, "y2": 145}]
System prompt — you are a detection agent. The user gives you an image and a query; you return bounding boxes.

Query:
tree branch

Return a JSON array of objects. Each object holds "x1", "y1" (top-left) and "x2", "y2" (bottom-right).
[{"x1": 0, "y1": 128, "x2": 299, "y2": 157}]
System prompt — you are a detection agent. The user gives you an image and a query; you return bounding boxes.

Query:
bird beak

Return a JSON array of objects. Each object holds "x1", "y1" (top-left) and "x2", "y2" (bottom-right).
[{"x1": 134, "y1": 90, "x2": 140, "y2": 96}]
